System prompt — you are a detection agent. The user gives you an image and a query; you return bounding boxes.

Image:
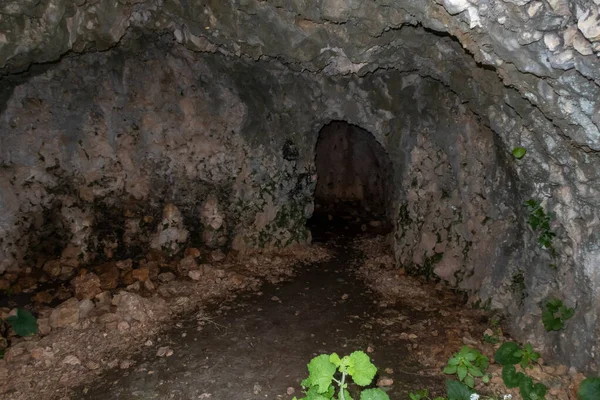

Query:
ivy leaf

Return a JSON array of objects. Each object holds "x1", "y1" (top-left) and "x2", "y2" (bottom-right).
[
  {"x1": 494, "y1": 342, "x2": 523, "y2": 365},
  {"x1": 546, "y1": 298, "x2": 562, "y2": 312},
  {"x1": 360, "y1": 388, "x2": 390, "y2": 400},
  {"x1": 502, "y1": 365, "x2": 525, "y2": 388},
  {"x1": 520, "y1": 376, "x2": 547, "y2": 400},
  {"x1": 512, "y1": 147, "x2": 527, "y2": 159},
  {"x1": 306, "y1": 355, "x2": 337, "y2": 393},
  {"x1": 446, "y1": 380, "x2": 472, "y2": 400},
  {"x1": 560, "y1": 306, "x2": 575, "y2": 320},
  {"x1": 578, "y1": 377, "x2": 600, "y2": 400},
  {"x1": 6, "y1": 308, "x2": 38, "y2": 337},
  {"x1": 348, "y1": 351, "x2": 377, "y2": 386},
  {"x1": 542, "y1": 309, "x2": 564, "y2": 331}
]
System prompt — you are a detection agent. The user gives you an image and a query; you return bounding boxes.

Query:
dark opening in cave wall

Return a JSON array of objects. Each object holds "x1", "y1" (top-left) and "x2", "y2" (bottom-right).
[{"x1": 0, "y1": 0, "x2": 599, "y2": 376}]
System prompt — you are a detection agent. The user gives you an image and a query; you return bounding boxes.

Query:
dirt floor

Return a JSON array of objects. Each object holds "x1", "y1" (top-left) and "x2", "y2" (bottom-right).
[
  {"x1": 73, "y1": 227, "x2": 438, "y2": 399},
  {"x1": 1, "y1": 206, "x2": 584, "y2": 400}
]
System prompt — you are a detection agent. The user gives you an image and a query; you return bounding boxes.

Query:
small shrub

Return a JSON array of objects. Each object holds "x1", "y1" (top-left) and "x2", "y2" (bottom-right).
[
  {"x1": 494, "y1": 342, "x2": 547, "y2": 400},
  {"x1": 524, "y1": 200, "x2": 556, "y2": 257},
  {"x1": 512, "y1": 147, "x2": 527, "y2": 159},
  {"x1": 541, "y1": 298, "x2": 574, "y2": 332},
  {"x1": 578, "y1": 377, "x2": 600, "y2": 400},
  {"x1": 443, "y1": 346, "x2": 489, "y2": 388},
  {"x1": 6, "y1": 308, "x2": 38, "y2": 337},
  {"x1": 294, "y1": 351, "x2": 389, "y2": 400}
]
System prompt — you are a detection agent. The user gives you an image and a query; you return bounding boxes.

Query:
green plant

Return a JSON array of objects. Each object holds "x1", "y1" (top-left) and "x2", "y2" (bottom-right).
[
  {"x1": 409, "y1": 388, "x2": 445, "y2": 400},
  {"x1": 494, "y1": 342, "x2": 547, "y2": 400},
  {"x1": 483, "y1": 334, "x2": 499, "y2": 345},
  {"x1": 443, "y1": 346, "x2": 489, "y2": 388},
  {"x1": 5, "y1": 308, "x2": 38, "y2": 337},
  {"x1": 518, "y1": 343, "x2": 540, "y2": 370},
  {"x1": 578, "y1": 377, "x2": 600, "y2": 400},
  {"x1": 541, "y1": 298, "x2": 574, "y2": 331},
  {"x1": 294, "y1": 351, "x2": 390, "y2": 400},
  {"x1": 512, "y1": 147, "x2": 527, "y2": 159},
  {"x1": 524, "y1": 200, "x2": 556, "y2": 257}
]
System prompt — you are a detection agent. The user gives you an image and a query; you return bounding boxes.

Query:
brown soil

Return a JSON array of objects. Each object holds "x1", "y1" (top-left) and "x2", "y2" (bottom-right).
[{"x1": 0, "y1": 210, "x2": 584, "y2": 400}]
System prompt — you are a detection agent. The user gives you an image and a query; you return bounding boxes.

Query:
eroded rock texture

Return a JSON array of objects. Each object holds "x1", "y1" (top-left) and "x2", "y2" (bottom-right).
[{"x1": 1, "y1": 0, "x2": 600, "y2": 372}]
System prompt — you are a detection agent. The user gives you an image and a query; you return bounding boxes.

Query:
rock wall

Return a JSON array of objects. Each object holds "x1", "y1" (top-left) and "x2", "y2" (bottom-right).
[
  {"x1": 1, "y1": 0, "x2": 600, "y2": 373},
  {"x1": 0, "y1": 39, "x2": 318, "y2": 272}
]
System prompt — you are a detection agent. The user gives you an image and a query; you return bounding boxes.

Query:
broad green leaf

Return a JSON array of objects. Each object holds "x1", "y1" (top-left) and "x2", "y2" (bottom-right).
[
  {"x1": 578, "y1": 377, "x2": 600, "y2": 400},
  {"x1": 542, "y1": 310, "x2": 564, "y2": 331},
  {"x1": 512, "y1": 147, "x2": 527, "y2": 159},
  {"x1": 475, "y1": 354, "x2": 489, "y2": 371},
  {"x1": 446, "y1": 380, "x2": 472, "y2": 400},
  {"x1": 494, "y1": 342, "x2": 523, "y2": 365},
  {"x1": 348, "y1": 351, "x2": 377, "y2": 386},
  {"x1": 443, "y1": 365, "x2": 458, "y2": 374},
  {"x1": 560, "y1": 306, "x2": 575, "y2": 320},
  {"x1": 448, "y1": 358, "x2": 460, "y2": 366},
  {"x1": 306, "y1": 355, "x2": 337, "y2": 393},
  {"x1": 502, "y1": 365, "x2": 525, "y2": 388},
  {"x1": 6, "y1": 308, "x2": 38, "y2": 337},
  {"x1": 546, "y1": 299, "x2": 562, "y2": 313},
  {"x1": 330, "y1": 353, "x2": 341, "y2": 367},
  {"x1": 468, "y1": 367, "x2": 483, "y2": 377},
  {"x1": 520, "y1": 376, "x2": 547, "y2": 400},
  {"x1": 457, "y1": 365, "x2": 467, "y2": 381},
  {"x1": 464, "y1": 375, "x2": 475, "y2": 389},
  {"x1": 305, "y1": 385, "x2": 334, "y2": 400},
  {"x1": 359, "y1": 388, "x2": 390, "y2": 400}
]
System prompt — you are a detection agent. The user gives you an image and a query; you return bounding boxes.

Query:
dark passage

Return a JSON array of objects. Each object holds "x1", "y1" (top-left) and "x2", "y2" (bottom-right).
[{"x1": 308, "y1": 121, "x2": 393, "y2": 241}]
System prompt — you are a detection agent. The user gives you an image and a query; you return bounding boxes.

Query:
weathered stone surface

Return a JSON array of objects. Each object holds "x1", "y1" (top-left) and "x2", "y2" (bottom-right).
[
  {"x1": 112, "y1": 291, "x2": 169, "y2": 323},
  {"x1": 49, "y1": 298, "x2": 80, "y2": 329},
  {"x1": 0, "y1": 0, "x2": 599, "y2": 374},
  {"x1": 72, "y1": 273, "x2": 102, "y2": 300}
]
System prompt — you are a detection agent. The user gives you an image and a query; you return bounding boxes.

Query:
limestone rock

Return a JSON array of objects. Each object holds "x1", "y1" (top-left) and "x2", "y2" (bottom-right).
[
  {"x1": 150, "y1": 204, "x2": 189, "y2": 255},
  {"x1": 50, "y1": 298, "x2": 80, "y2": 329},
  {"x1": 72, "y1": 272, "x2": 102, "y2": 300},
  {"x1": 112, "y1": 291, "x2": 169, "y2": 323}
]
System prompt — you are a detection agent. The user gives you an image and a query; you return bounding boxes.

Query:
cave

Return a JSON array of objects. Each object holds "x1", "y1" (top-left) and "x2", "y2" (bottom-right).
[
  {"x1": 0, "y1": 1, "x2": 599, "y2": 399},
  {"x1": 309, "y1": 121, "x2": 393, "y2": 239}
]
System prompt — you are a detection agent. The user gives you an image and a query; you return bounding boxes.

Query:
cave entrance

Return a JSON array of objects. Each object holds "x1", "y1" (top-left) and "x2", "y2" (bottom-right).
[{"x1": 308, "y1": 121, "x2": 393, "y2": 241}]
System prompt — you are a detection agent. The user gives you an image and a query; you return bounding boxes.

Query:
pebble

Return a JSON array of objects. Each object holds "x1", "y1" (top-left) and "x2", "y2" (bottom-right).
[
  {"x1": 156, "y1": 347, "x2": 173, "y2": 357},
  {"x1": 63, "y1": 355, "x2": 81, "y2": 365}
]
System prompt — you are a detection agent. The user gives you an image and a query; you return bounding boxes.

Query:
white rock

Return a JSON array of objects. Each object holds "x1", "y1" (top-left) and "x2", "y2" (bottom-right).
[
  {"x1": 563, "y1": 25, "x2": 579, "y2": 47},
  {"x1": 63, "y1": 355, "x2": 81, "y2": 365},
  {"x1": 466, "y1": 7, "x2": 482, "y2": 29},
  {"x1": 573, "y1": 32, "x2": 594, "y2": 55},
  {"x1": 441, "y1": 0, "x2": 471, "y2": 15},
  {"x1": 527, "y1": 1, "x2": 544, "y2": 17},
  {"x1": 547, "y1": 0, "x2": 571, "y2": 16},
  {"x1": 544, "y1": 33, "x2": 562, "y2": 51},
  {"x1": 150, "y1": 203, "x2": 189, "y2": 254},
  {"x1": 578, "y1": 6, "x2": 600, "y2": 41},
  {"x1": 78, "y1": 299, "x2": 95, "y2": 319},
  {"x1": 188, "y1": 269, "x2": 203, "y2": 281}
]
